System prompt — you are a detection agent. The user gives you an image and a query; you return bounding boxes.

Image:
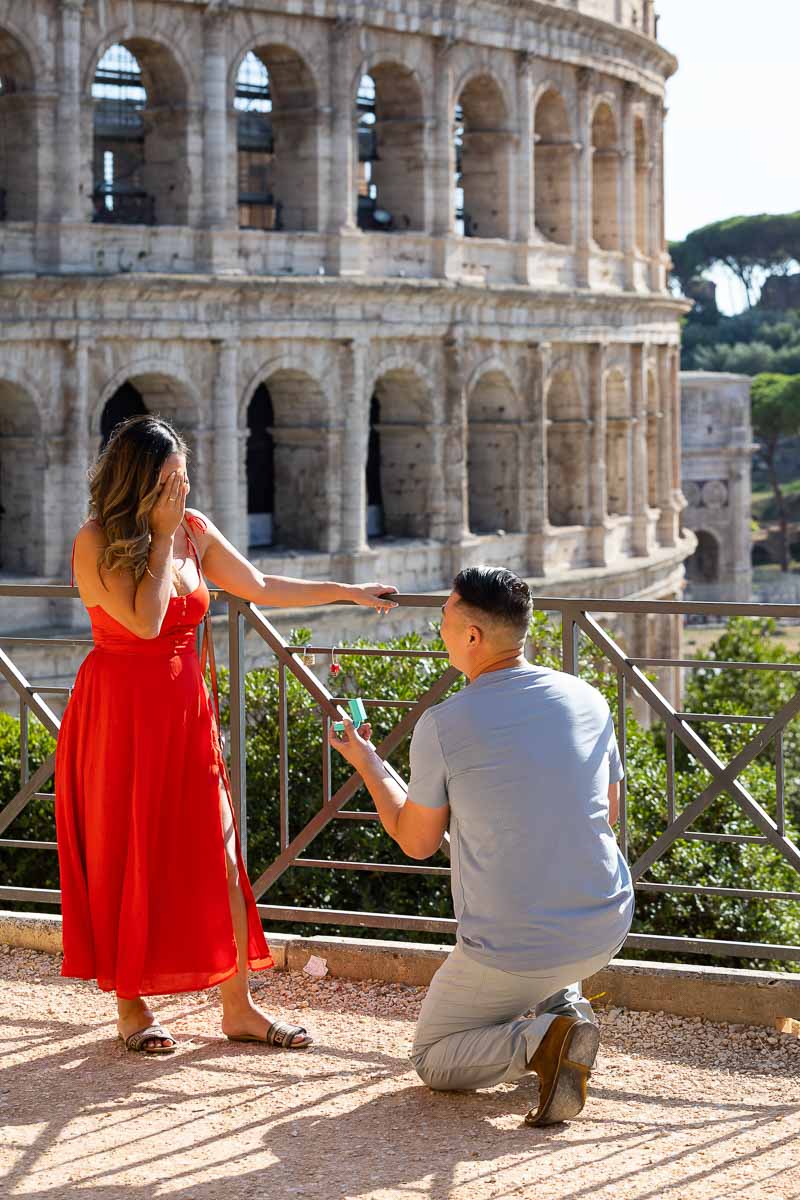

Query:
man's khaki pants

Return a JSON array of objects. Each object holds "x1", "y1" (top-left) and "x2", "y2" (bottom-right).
[{"x1": 410, "y1": 942, "x2": 617, "y2": 1091}]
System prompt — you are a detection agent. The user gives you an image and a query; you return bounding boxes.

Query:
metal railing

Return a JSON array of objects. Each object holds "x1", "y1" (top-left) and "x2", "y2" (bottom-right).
[{"x1": 1, "y1": 585, "x2": 800, "y2": 963}]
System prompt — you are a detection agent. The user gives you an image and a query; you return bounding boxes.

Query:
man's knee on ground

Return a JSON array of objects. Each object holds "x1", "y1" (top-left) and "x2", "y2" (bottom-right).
[{"x1": 410, "y1": 1045, "x2": 475, "y2": 1093}]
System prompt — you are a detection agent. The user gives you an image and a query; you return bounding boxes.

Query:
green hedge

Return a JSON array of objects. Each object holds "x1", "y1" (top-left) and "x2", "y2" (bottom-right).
[{"x1": 1, "y1": 615, "x2": 799, "y2": 969}]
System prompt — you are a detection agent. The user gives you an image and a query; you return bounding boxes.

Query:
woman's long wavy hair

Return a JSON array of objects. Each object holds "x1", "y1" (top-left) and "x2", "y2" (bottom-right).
[{"x1": 88, "y1": 415, "x2": 190, "y2": 589}]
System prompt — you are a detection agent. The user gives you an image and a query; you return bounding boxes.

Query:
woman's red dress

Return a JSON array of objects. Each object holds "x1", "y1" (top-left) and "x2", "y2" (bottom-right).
[{"x1": 55, "y1": 513, "x2": 273, "y2": 998}]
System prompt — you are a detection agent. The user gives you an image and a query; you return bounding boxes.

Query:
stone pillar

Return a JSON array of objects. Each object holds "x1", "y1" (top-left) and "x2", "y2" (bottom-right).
[
  {"x1": 728, "y1": 459, "x2": 753, "y2": 601},
  {"x1": 621, "y1": 83, "x2": 636, "y2": 291},
  {"x1": 670, "y1": 345, "x2": 685, "y2": 511},
  {"x1": 649, "y1": 95, "x2": 665, "y2": 291},
  {"x1": 587, "y1": 342, "x2": 608, "y2": 566},
  {"x1": 431, "y1": 38, "x2": 457, "y2": 279},
  {"x1": 522, "y1": 342, "x2": 550, "y2": 575},
  {"x1": 442, "y1": 334, "x2": 470, "y2": 547},
  {"x1": 426, "y1": 423, "x2": 448, "y2": 542},
  {"x1": 33, "y1": 93, "x2": 59, "y2": 250},
  {"x1": 212, "y1": 340, "x2": 242, "y2": 548},
  {"x1": 431, "y1": 40, "x2": 455, "y2": 237},
  {"x1": 515, "y1": 53, "x2": 534, "y2": 283},
  {"x1": 56, "y1": 0, "x2": 85, "y2": 225},
  {"x1": 203, "y1": 13, "x2": 228, "y2": 229},
  {"x1": 656, "y1": 343, "x2": 678, "y2": 546},
  {"x1": 62, "y1": 337, "x2": 91, "y2": 572},
  {"x1": 191, "y1": 429, "x2": 214, "y2": 520},
  {"x1": 338, "y1": 338, "x2": 370, "y2": 562},
  {"x1": 630, "y1": 343, "x2": 650, "y2": 555},
  {"x1": 575, "y1": 68, "x2": 594, "y2": 288},
  {"x1": 327, "y1": 19, "x2": 361, "y2": 275}
]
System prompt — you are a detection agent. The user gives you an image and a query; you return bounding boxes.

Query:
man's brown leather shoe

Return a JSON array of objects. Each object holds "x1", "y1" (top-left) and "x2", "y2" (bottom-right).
[{"x1": 525, "y1": 1015, "x2": 600, "y2": 1127}]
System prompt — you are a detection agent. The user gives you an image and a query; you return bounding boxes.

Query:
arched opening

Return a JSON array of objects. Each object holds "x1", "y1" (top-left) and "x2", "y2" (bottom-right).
[
  {"x1": 246, "y1": 384, "x2": 274, "y2": 547},
  {"x1": 356, "y1": 64, "x2": 424, "y2": 232},
  {"x1": 98, "y1": 372, "x2": 201, "y2": 499},
  {"x1": 454, "y1": 76, "x2": 510, "y2": 239},
  {"x1": 368, "y1": 369, "x2": 433, "y2": 540},
  {"x1": 235, "y1": 45, "x2": 318, "y2": 232},
  {"x1": 92, "y1": 40, "x2": 190, "y2": 226},
  {"x1": 264, "y1": 369, "x2": 331, "y2": 550},
  {"x1": 100, "y1": 381, "x2": 148, "y2": 447},
  {"x1": 0, "y1": 31, "x2": 36, "y2": 221},
  {"x1": 366, "y1": 392, "x2": 384, "y2": 537},
  {"x1": 634, "y1": 115, "x2": 648, "y2": 253},
  {"x1": 546, "y1": 369, "x2": 589, "y2": 526},
  {"x1": 0, "y1": 383, "x2": 44, "y2": 573},
  {"x1": 534, "y1": 89, "x2": 573, "y2": 245},
  {"x1": 606, "y1": 369, "x2": 631, "y2": 516},
  {"x1": 646, "y1": 367, "x2": 659, "y2": 508},
  {"x1": 467, "y1": 371, "x2": 520, "y2": 533},
  {"x1": 591, "y1": 102, "x2": 620, "y2": 251},
  {"x1": 686, "y1": 530, "x2": 720, "y2": 584}
]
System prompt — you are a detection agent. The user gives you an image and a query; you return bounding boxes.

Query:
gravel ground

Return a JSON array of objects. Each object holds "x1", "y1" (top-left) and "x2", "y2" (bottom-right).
[{"x1": 3, "y1": 945, "x2": 800, "y2": 1200}]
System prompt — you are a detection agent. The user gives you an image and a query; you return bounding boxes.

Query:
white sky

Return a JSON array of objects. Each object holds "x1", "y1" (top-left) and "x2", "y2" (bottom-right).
[{"x1": 659, "y1": 0, "x2": 798, "y2": 245}]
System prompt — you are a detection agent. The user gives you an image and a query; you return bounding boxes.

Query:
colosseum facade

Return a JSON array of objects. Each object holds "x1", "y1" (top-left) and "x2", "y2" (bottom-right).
[{"x1": 0, "y1": 0, "x2": 692, "y2": 664}]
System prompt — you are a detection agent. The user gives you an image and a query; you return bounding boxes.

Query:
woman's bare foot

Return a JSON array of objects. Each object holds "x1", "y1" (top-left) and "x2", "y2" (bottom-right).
[
  {"x1": 116, "y1": 996, "x2": 176, "y2": 1050},
  {"x1": 220, "y1": 994, "x2": 312, "y2": 1047}
]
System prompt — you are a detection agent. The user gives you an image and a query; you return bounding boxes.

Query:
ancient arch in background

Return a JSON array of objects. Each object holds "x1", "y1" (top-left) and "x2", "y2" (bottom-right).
[
  {"x1": 454, "y1": 73, "x2": 510, "y2": 239},
  {"x1": 0, "y1": 28, "x2": 37, "y2": 222},
  {"x1": 368, "y1": 365, "x2": 434, "y2": 539},
  {"x1": 234, "y1": 43, "x2": 319, "y2": 232},
  {"x1": 0, "y1": 381, "x2": 45, "y2": 573},
  {"x1": 546, "y1": 367, "x2": 589, "y2": 526},
  {"x1": 591, "y1": 100, "x2": 620, "y2": 251},
  {"x1": 534, "y1": 87, "x2": 573, "y2": 245},
  {"x1": 467, "y1": 367, "x2": 521, "y2": 533},
  {"x1": 356, "y1": 61, "x2": 425, "y2": 232}
]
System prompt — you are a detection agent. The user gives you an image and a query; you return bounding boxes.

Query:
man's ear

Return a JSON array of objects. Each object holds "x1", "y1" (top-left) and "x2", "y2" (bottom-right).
[{"x1": 467, "y1": 624, "x2": 481, "y2": 645}]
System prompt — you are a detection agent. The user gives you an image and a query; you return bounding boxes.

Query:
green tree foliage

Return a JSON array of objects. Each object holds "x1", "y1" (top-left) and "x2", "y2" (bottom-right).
[
  {"x1": 671, "y1": 213, "x2": 800, "y2": 376},
  {"x1": 670, "y1": 212, "x2": 800, "y2": 308},
  {"x1": 1, "y1": 617, "x2": 798, "y2": 967},
  {"x1": 682, "y1": 310, "x2": 800, "y2": 377},
  {"x1": 750, "y1": 374, "x2": 800, "y2": 569}
]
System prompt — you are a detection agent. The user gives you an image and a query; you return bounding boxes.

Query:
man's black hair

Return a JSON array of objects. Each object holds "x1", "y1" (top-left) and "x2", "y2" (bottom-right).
[{"x1": 452, "y1": 566, "x2": 533, "y2": 638}]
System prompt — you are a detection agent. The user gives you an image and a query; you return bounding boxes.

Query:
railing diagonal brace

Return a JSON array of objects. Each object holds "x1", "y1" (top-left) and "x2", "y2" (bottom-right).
[
  {"x1": 0, "y1": 752, "x2": 56, "y2": 836},
  {"x1": 0, "y1": 646, "x2": 61, "y2": 736},
  {"x1": 576, "y1": 613, "x2": 800, "y2": 879},
  {"x1": 237, "y1": 601, "x2": 458, "y2": 898},
  {"x1": 250, "y1": 662, "x2": 460, "y2": 898}
]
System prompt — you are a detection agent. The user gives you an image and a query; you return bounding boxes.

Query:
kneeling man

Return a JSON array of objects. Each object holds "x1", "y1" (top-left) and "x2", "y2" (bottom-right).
[{"x1": 330, "y1": 567, "x2": 633, "y2": 1125}]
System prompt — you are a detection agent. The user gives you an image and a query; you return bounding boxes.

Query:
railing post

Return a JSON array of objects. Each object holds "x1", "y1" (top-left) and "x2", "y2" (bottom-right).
[
  {"x1": 227, "y1": 598, "x2": 247, "y2": 866},
  {"x1": 561, "y1": 608, "x2": 579, "y2": 675}
]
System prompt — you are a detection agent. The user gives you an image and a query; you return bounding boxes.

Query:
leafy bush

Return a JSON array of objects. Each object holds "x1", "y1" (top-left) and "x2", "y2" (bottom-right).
[{"x1": 1, "y1": 616, "x2": 799, "y2": 968}]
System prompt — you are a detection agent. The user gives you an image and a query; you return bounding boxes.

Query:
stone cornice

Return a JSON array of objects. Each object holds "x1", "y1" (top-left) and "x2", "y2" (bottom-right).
[
  {"x1": 0, "y1": 270, "x2": 689, "y2": 317},
  {"x1": 172, "y1": 0, "x2": 676, "y2": 92}
]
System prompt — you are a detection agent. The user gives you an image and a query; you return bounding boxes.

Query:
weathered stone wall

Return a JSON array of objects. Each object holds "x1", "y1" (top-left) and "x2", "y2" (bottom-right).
[
  {"x1": 0, "y1": 0, "x2": 689, "y2": 678},
  {"x1": 680, "y1": 372, "x2": 754, "y2": 604}
]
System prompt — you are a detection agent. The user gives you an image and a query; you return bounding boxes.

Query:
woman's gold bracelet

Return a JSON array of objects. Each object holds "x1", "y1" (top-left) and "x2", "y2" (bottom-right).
[{"x1": 145, "y1": 565, "x2": 171, "y2": 584}]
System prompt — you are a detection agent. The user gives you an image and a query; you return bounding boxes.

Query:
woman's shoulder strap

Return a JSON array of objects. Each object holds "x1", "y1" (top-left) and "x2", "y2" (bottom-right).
[
  {"x1": 182, "y1": 513, "x2": 205, "y2": 572},
  {"x1": 184, "y1": 510, "x2": 208, "y2": 535}
]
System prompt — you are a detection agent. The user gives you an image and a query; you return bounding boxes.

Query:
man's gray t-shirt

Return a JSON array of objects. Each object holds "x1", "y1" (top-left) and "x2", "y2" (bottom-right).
[{"x1": 408, "y1": 663, "x2": 633, "y2": 972}]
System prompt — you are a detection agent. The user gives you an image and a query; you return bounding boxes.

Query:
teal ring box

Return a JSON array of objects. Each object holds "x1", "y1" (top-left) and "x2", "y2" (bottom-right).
[{"x1": 333, "y1": 698, "x2": 368, "y2": 733}]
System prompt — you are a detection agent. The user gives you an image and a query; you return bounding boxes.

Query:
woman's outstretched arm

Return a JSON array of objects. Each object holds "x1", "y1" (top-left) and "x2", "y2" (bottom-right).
[{"x1": 187, "y1": 508, "x2": 398, "y2": 612}]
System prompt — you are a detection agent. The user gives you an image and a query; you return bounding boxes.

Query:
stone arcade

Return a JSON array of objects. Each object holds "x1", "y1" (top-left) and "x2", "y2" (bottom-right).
[{"x1": 0, "y1": 0, "x2": 692, "y2": 677}]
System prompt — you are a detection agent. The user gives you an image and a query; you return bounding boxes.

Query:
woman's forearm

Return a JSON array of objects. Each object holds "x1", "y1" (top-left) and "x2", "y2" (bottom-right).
[
  {"x1": 252, "y1": 576, "x2": 354, "y2": 608},
  {"x1": 134, "y1": 532, "x2": 174, "y2": 635}
]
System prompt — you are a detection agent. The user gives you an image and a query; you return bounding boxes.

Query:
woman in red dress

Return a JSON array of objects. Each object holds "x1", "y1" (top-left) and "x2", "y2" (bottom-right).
[{"x1": 56, "y1": 416, "x2": 397, "y2": 1053}]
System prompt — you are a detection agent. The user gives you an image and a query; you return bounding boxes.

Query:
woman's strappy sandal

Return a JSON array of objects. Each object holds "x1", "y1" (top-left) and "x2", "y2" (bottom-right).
[
  {"x1": 119, "y1": 1024, "x2": 179, "y2": 1054},
  {"x1": 226, "y1": 1020, "x2": 313, "y2": 1050}
]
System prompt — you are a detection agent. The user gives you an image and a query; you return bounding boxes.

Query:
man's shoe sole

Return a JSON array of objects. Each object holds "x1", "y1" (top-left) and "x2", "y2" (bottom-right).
[{"x1": 525, "y1": 1020, "x2": 600, "y2": 1127}]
